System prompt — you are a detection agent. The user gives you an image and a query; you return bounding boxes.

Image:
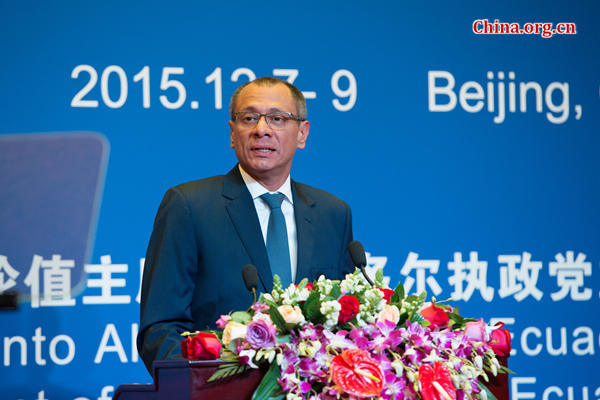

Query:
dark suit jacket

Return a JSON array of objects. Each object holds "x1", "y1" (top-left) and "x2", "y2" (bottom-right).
[{"x1": 137, "y1": 166, "x2": 353, "y2": 373}]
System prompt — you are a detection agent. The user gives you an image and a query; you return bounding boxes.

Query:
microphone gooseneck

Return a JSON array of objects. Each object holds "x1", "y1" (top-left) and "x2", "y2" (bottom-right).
[{"x1": 347, "y1": 240, "x2": 374, "y2": 287}]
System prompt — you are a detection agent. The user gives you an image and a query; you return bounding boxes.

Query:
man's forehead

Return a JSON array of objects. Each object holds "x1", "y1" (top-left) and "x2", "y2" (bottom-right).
[{"x1": 236, "y1": 83, "x2": 295, "y2": 107}]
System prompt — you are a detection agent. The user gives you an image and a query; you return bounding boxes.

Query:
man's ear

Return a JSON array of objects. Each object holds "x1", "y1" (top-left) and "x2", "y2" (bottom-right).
[
  {"x1": 296, "y1": 120, "x2": 310, "y2": 149},
  {"x1": 229, "y1": 120, "x2": 235, "y2": 148}
]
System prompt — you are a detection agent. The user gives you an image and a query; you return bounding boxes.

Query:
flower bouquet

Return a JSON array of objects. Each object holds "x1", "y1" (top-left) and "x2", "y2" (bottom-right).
[{"x1": 181, "y1": 269, "x2": 511, "y2": 400}]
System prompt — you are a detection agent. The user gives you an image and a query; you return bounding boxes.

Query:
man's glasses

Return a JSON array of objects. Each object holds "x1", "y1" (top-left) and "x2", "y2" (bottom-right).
[{"x1": 233, "y1": 112, "x2": 305, "y2": 129}]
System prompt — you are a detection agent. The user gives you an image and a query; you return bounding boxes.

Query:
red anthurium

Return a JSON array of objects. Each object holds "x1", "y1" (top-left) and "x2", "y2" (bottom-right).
[
  {"x1": 330, "y1": 349, "x2": 384, "y2": 397},
  {"x1": 420, "y1": 302, "x2": 449, "y2": 328},
  {"x1": 418, "y1": 362, "x2": 457, "y2": 400}
]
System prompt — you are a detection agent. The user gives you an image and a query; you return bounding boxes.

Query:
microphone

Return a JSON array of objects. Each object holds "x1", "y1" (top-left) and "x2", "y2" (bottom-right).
[
  {"x1": 348, "y1": 241, "x2": 374, "y2": 287},
  {"x1": 242, "y1": 264, "x2": 258, "y2": 305}
]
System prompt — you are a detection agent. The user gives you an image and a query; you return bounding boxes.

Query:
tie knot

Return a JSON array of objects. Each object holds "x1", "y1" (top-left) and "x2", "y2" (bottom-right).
[{"x1": 261, "y1": 192, "x2": 286, "y2": 210}]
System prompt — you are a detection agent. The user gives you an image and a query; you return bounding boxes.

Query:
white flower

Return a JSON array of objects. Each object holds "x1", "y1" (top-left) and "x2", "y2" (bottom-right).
[
  {"x1": 262, "y1": 293, "x2": 274, "y2": 303},
  {"x1": 480, "y1": 388, "x2": 488, "y2": 400},
  {"x1": 391, "y1": 359, "x2": 404, "y2": 376},
  {"x1": 340, "y1": 271, "x2": 366, "y2": 294},
  {"x1": 286, "y1": 392, "x2": 303, "y2": 400},
  {"x1": 256, "y1": 348, "x2": 277, "y2": 364},
  {"x1": 269, "y1": 288, "x2": 281, "y2": 302},
  {"x1": 473, "y1": 355, "x2": 483, "y2": 369},
  {"x1": 464, "y1": 381, "x2": 472, "y2": 393},
  {"x1": 460, "y1": 364, "x2": 477, "y2": 379},
  {"x1": 323, "y1": 330, "x2": 354, "y2": 350},
  {"x1": 364, "y1": 288, "x2": 385, "y2": 310},
  {"x1": 280, "y1": 284, "x2": 301, "y2": 305},
  {"x1": 422, "y1": 350, "x2": 443, "y2": 364},
  {"x1": 451, "y1": 373, "x2": 460, "y2": 388},
  {"x1": 490, "y1": 361, "x2": 498, "y2": 376},
  {"x1": 252, "y1": 312, "x2": 273, "y2": 323},
  {"x1": 320, "y1": 300, "x2": 341, "y2": 329},
  {"x1": 280, "y1": 285, "x2": 311, "y2": 305},
  {"x1": 296, "y1": 287, "x2": 310, "y2": 302},
  {"x1": 298, "y1": 340, "x2": 322, "y2": 357},
  {"x1": 320, "y1": 300, "x2": 341, "y2": 313},
  {"x1": 316, "y1": 276, "x2": 334, "y2": 299},
  {"x1": 239, "y1": 349, "x2": 258, "y2": 368}
]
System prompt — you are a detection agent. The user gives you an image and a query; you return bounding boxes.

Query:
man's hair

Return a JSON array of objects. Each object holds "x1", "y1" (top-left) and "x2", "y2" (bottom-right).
[{"x1": 229, "y1": 77, "x2": 307, "y2": 121}]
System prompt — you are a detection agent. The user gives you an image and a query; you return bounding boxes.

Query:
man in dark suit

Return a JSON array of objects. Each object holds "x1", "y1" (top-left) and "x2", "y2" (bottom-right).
[{"x1": 137, "y1": 77, "x2": 353, "y2": 374}]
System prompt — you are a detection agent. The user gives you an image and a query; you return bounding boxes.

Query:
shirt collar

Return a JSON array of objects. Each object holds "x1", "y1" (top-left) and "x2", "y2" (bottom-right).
[{"x1": 238, "y1": 165, "x2": 293, "y2": 204}]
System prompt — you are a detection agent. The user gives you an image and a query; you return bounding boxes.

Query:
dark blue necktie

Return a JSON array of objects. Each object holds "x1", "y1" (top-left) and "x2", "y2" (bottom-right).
[{"x1": 260, "y1": 192, "x2": 292, "y2": 287}]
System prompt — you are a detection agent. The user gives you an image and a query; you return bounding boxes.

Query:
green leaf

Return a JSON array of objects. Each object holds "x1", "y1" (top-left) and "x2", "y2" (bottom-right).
[
  {"x1": 477, "y1": 381, "x2": 498, "y2": 400},
  {"x1": 252, "y1": 362, "x2": 283, "y2": 400},
  {"x1": 227, "y1": 339, "x2": 239, "y2": 353},
  {"x1": 390, "y1": 282, "x2": 405, "y2": 303},
  {"x1": 375, "y1": 268, "x2": 384, "y2": 286},
  {"x1": 302, "y1": 288, "x2": 323, "y2": 322},
  {"x1": 410, "y1": 312, "x2": 425, "y2": 324},
  {"x1": 265, "y1": 301, "x2": 288, "y2": 333},
  {"x1": 329, "y1": 283, "x2": 341, "y2": 300},
  {"x1": 499, "y1": 365, "x2": 516, "y2": 375},
  {"x1": 398, "y1": 312, "x2": 408, "y2": 326},
  {"x1": 297, "y1": 277, "x2": 308, "y2": 289},
  {"x1": 207, "y1": 362, "x2": 249, "y2": 383},
  {"x1": 276, "y1": 334, "x2": 292, "y2": 344},
  {"x1": 231, "y1": 311, "x2": 252, "y2": 324},
  {"x1": 449, "y1": 313, "x2": 464, "y2": 323},
  {"x1": 418, "y1": 290, "x2": 427, "y2": 302},
  {"x1": 219, "y1": 349, "x2": 238, "y2": 361},
  {"x1": 405, "y1": 294, "x2": 418, "y2": 303}
]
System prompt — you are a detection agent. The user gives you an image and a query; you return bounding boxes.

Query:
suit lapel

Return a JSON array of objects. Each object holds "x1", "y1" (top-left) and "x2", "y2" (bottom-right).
[
  {"x1": 223, "y1": 166, "x2": 272, "y2": 292},
  {"x1": 292, "y1": 181, "x2": 315, "y2": 283}
]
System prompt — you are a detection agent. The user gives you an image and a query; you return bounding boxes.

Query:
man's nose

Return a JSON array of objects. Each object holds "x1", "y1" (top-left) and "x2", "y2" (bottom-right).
[{"x1": 253, "y1": 115, "x2": 272, "y2": 135}]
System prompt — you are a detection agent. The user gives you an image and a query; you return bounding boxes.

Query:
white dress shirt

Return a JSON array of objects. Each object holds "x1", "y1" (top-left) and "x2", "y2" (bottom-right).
[{"x1": 238, "y1": 165, "x2": 298, "y2": 283}]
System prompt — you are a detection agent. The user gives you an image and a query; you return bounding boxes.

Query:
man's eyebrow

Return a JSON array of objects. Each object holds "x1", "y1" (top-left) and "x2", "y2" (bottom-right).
[{"x1": 239, "y1": 106, "x2": 286, "y2": 113}]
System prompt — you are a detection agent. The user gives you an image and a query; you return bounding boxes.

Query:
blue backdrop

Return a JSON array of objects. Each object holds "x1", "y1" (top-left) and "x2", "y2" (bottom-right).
[{"x1": 1, "y1": 1, "x2": 599, "y2": 399}]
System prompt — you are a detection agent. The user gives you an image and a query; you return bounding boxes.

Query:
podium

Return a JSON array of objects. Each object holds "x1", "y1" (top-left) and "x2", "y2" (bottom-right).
[
  {"x1": 115, "y1": 358, "x2": 509, "y2": 399},
  {"x1": 114, "y1": 360, "x2": 264, "y2": 400}
]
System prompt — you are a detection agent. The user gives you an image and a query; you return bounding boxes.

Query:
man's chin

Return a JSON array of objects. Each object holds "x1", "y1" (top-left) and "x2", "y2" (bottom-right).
[{"x1": 241, "y1": 161, "x2": 291, "y2": 185}]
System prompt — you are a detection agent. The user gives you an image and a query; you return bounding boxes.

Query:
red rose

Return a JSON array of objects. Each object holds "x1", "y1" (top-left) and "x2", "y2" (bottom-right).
[
  {"x1": 181, "y1": 332, "x2": 221, "y2": 360},
  {"x1": 376, "y1": 287, "x2": 394, "y2": 304},
  {"x1": 489, "y1": 323, "x2": 511, "y2": 357},
  {"x1": 419, "y1": 302, "x2": 449, "y2": 328},
  {"x1": 338, "y1": 295, "x2": 360, "y2": 324}
]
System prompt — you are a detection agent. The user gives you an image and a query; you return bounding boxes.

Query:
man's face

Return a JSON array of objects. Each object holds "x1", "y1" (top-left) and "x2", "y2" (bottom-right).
[{"x1": 229, "y1": 83, "x2": 309, "y2": 187}]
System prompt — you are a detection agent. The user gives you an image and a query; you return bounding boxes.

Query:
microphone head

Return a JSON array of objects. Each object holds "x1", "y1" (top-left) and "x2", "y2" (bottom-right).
[
  {"x1": 348, "y1": 241, "x2": 367, "y2": 268},
  {"x1": 242, "y1": 264, "x2": 258, "y2": 292}
]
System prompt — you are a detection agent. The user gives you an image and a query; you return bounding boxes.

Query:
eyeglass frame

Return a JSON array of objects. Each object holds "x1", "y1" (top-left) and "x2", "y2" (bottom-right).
[{"x1": 232, "y1": 111, "x2": 306, "y2": 128}]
